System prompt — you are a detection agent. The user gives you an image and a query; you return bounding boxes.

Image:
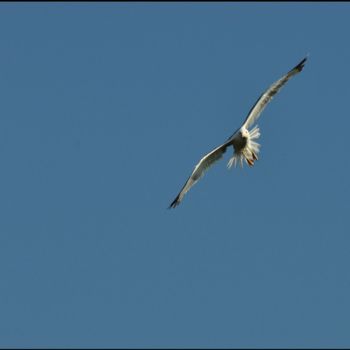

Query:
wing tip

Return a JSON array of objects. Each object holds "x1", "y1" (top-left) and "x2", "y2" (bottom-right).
[
  {"x1": 168, "y1": 195, "x2": 180, "y2": 209},
  {"x1": 294, "y1": 55, "x2": 308, "y2": 72}
]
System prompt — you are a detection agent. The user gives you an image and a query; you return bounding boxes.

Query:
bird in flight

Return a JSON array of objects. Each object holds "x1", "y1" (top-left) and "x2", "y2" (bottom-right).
[{"x1": 169, "y1": 56, "x2": 308, "y2": 209}]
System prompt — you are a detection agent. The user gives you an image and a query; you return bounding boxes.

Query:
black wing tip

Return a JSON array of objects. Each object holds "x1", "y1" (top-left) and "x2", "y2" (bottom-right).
[
  {"x1": 168, "y1": 196, "x2": 180, "y2": 209},
  {"x1": 294, "y1": 55, "x2": 308, "y2": 72}
]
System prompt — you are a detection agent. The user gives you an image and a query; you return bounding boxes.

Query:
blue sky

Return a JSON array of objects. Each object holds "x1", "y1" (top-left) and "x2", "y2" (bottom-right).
[{"x1": 0, "y1": 3, "x2": 349, "y2": 348}]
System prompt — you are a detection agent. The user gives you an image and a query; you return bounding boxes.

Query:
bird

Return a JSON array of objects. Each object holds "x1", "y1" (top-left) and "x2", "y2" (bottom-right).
[{"x1": 169, "y1": 56, "x2": 308, "y2": 209}]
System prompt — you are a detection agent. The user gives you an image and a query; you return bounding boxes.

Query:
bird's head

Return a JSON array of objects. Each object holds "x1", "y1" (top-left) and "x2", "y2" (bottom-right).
[{"x1": 240, "y1": 128, "x2": 249, "y2": 139}]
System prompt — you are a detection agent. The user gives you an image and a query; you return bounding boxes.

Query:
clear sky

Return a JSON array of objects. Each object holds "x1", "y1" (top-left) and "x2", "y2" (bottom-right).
[{"x1": 0, "y1": 3, "x2": 349, "y2": 348}]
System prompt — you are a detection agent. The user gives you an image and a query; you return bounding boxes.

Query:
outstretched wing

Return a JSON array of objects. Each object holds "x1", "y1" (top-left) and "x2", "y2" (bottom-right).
[
  {"x1": 242, "y1": 56, "x2": 307, "y2": 130},
  {"x1": 169, "y1": 141, "x2": 231, "y2": 208}
]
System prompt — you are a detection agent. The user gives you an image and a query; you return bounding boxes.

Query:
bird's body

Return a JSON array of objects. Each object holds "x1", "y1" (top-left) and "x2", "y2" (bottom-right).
[
  {"x1": 232, "y1": 130, "x2": 248, "y2": 152},
  {"x1": 169, "y1": 57, "x2": 307, "y2": 208}
]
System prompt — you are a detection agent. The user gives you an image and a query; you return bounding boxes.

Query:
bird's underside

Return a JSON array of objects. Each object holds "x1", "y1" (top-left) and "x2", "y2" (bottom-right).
[{"x1": 169, "y1": 56, "x2": 308, "y2": 209}]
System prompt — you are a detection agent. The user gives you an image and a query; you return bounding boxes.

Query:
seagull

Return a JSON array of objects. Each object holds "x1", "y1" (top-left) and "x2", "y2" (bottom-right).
[{"x1": 169, "y1": 56, "x2": 307, "y2": 209}]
